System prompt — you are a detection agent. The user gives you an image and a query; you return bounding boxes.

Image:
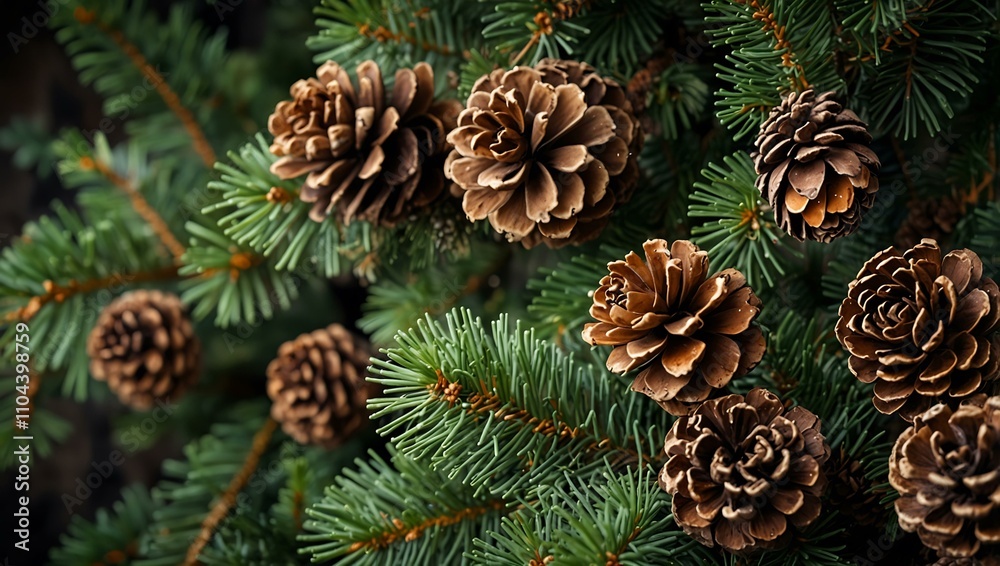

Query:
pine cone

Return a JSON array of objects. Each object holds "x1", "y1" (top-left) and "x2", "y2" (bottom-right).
[
  {"x1": 827, "y1": 447, "x2": 885, "y2": 527},
  {"x1": 896, "y1": 195, "x2": 963, "y2": 250},
  {"x1": 446, "y1": 58, "x2": 641, "y2": 248},
  {"x1": 753, "y1": 89, "x2": 880, "y2": 243},
  {"x1": 836, "y1": 239, "x2": 1000, "y2": 421},
  {"x1": 86, "y1": 290, "x2": 200, "y2": 410},
  {"x1": 268, "y1": 60, "x2": 461, "y2": 227},
  {"x1": 889, "y1": 396, "x2": 1000, "y2": 558},
  {"x1": 581, "y1": 239, "x2": 766, "y2": 415},
  {"x1": 266, "y1": 324, "x2": 374, "y2": 448},
  {"x1": 660, "y1": 388, "x2": 831, "y2": 552}
]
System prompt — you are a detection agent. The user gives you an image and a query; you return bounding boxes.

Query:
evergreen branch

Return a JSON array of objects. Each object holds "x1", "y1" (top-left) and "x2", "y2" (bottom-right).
[
  {"x1": 356, "y1": 19, "x2": 457, "y2": 56},
  {"x1": 301, "y1": 449, "x2": 510, "y2": 564},
  {"x1": 2, "y1": 265, "x2": 179, "y2": 324},
  {"x1": 351, "y1": 498, "x2": 506, "y2": 553},
  {"x1": 731, "y1": 0, "x2": 810, "y2": 90},
  {"x1": 689, "y1": 151, "x2": 795, "y2": 290},
  {"x1": 136, "y1": 404, "x2": 285, "y2": 565},
  {"x1": 370, "y1": 309, "x2": 670, "y2": 498},
  {"x1": 72, "y1": 6, "x2": 217, "y2": 166},
  {"x1": 49, "y1": 485, "x2": 154, "y2": 565},
  {"x1": 183, "y1": 417, "x2": 279, "y2": 566},
  {"x1": 426, "y1": 370, "x2": 650, "y2": 467},
  {"x1": 79, "y1": 155, "x2": 186, "y2": 260}
]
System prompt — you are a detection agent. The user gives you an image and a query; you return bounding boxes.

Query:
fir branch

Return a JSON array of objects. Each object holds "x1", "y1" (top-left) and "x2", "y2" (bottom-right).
[
  {"x1": 49, "y1": 485, "x2": 154, "y2": 565},
  {"x1": 731, "y1": 0, "x2": 810, "y2": 90},
  {"x1": 79, "y1": 155, "x2": 186, "y2": 260},
  {"x1": 72, "y1": 6, "x2": 217, "y2": 167},
  {"x1": 301, "y1": 450, "x2": 510, "y2": 564},
  {"x1": 183, "y1": 418, "x2": 279, "y2": 566},
  {"x1": 2, "y1": 265, "x2": 179, "y2": 324},
  {"x1": 370, "y1": 309, "x2": 670, "y2": 499}
]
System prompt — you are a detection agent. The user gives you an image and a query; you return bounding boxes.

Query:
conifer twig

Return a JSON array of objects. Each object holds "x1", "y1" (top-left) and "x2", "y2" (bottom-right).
[
  {"x1": 346, "y1": 499, "x2": 507, "y2": 553},
  {"x1": 73, "y1": 7, "x2": 218, "y2": 167},
  {"x1": 182, "y1": 417, "x2": 279, "y2": 566},
  {"x1": 2, "y1": 265, "x2": 181, "y2": 323},
  {"x1": 429, "y1": 371, "x2": 653, "y2": 467},
  {"x1": 79, "y1": 156, "x2": 187, "y2": 260},
  {"x1": 733, "y1": 0, "x2": 809, "y2": 91}
]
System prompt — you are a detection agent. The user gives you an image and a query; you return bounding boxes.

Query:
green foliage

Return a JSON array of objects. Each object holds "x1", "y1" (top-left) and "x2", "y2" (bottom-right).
[
  {"x1": 843, "y1": 0, "x2": 992, "y2": 139},
  {"x1": 51, "y1": 0, "x2": 242, "y2": 158},
  {"x1": 526, "y1": 245, "x2": 625, "y2": 346},
  {"x1": 309, "y1": 0, "x2": 487, "y2": 92},
  {"x1": 470, "y1": 466, "x2": 715, "y2": 565},
  {"x1": 0, "y1": 202, "x2": 168, "y2": 399},
  {"x1": 135, "y1": 404, "x2": 285, "y2": 566},
  {"x1": 643, "y1": 64, "x2": 712, "y2": 140},
  {"x1": 705, "y1": 0, "x2": 842, "y2": 139},
  {"x1": 0, "y1": 115, "x2": 58, "y2": 178},
  {"x1": 301, "y1": 449, "x2": 507, "y2": 565},
  {"x1": 369, "y1": 309, "x2": 670, "y2": 498},
  {"x1": 689, "y1": 152, "x2": 795, "y2": 289},
  {"x1": 49, "y1": 484, "x2": 156, "y2": 566},
  {"x1": 205, "y1": 134, "x2": 372, "y2": 276}
]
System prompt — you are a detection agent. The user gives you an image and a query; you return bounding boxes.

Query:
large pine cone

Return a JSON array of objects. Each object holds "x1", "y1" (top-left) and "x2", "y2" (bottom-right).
[
  {"x1": 660, "y1": 388, "x2": 831, "y2": 552},
  {"x1": 268, "y1": 60, "x2": 461, "y2": 226},
  {"x1": 890, "y1": 396, "x2": 1000, "y2": 559},
  {"x1": 86, "y1": 290, "x2": 200, "y2": 410},
  {"x1": 266, "y1": 324, "x2": 374, "y2": 448},
  {"x1": 836, "y1": 239, "x2": 1000, "y2": 421},
  {"x1": 581, "y1": 239, "x2": 765, "y2": 415},
  {"x1": 753, "y1": 89, "x2": 880, "y2": 243},
  {"x1": 446, "y1": 58, "x2": 641, "y2": 248}
]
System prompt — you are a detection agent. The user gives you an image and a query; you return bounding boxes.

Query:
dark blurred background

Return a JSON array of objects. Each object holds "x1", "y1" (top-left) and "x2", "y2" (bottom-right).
[{"x1": 0, "y1": 0, "x2": 289, "y2": 560}]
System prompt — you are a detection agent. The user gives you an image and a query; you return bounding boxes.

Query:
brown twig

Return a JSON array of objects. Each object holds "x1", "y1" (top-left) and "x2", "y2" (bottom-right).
[
  {"x1": 73, "y1": 7, "x2": 217, "y2": 167},
  {"x1": 428, "y1": 371, "x2": 653, "y2": 467},
  {"x1": 2, "y1": 265, "x2": 181, "y2": 324},
  {"x1": 347, "y1": 499, "x2": 507, "y2": 553},
  {"x1": 183, "y1": 418, "x2": 279, "y2": 566},
  {"x1": 357, "y1": 22, "x2": 455, "y2": 56},
  {"x1": 79, "y1": 156, "x2": 187, "y2": 260},
  {"x1": 733, "y1": 0, "x2": 809, "y2": 91}
]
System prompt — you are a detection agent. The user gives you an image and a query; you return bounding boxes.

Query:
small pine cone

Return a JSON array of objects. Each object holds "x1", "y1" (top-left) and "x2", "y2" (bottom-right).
[
  {"x1": 660, "y1": 388, "x2": 831, "y2": 552},
  {"x1": 827, "y1": 447, "x2": 885, "y2": 527},
  {"x1": 268, "y1": 60, "x2": 461, "y2": 227},
  {"x1": 896, "y1": 195, "x2": 963, "y2": 250},
  {"x1": 446, "y1": 58, "x2": 642, "y2": 248},
  {"x1": 836, "y1": 239, "x2": 1000, "y2": 421},
  {"x1": 581, "y1": 239, "x2": 766, "y2": 415},
  {"x1": 753, "y1": 89, "x2": 880, "y2": 243},
  {"x1": 86, "y1": 290, "x2": 200, "y2": 410},
  {"x1": 266, "y1": 324, "x2": 374, "y2": 448},
  {"x1": 890, "y1": 396, "x2": 1000, "y2": 558}
]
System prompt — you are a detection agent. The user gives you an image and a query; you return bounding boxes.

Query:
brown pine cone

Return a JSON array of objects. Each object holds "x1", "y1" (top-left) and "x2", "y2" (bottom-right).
[
  {"x1": 446, "y1": 58, "x2": 641, "y2": 248},
  {"x1": 86, "y1": 290, "x2": 200, "y2": 410},
  {"x1": 836, "y1": 239, "x2": 1000, "y2": 421},
  {"x1": 890, "y1": 396, "x2": 1000, "y2": 558},
  {"x1": 266, "y1": 324, "x2": 374, "y2": 448},
  {"x1": 753, "y1": 89, "x2": 880, "y2": 243},
  {"x1": 660, "y1": 388, "x2": 831, "y2": 552},
  {"x1": 268, "y1": 60, "x2": 461, "y2": 227},
  {"x1": 581, "y1": 239, "x2": 766, "y2": 415},
  {"x1": 826, "y1": 447, "x2": 886, "y2": 527},
  {"x1": 896, "y1": 195, "x2": 963, "y2": 250}
]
